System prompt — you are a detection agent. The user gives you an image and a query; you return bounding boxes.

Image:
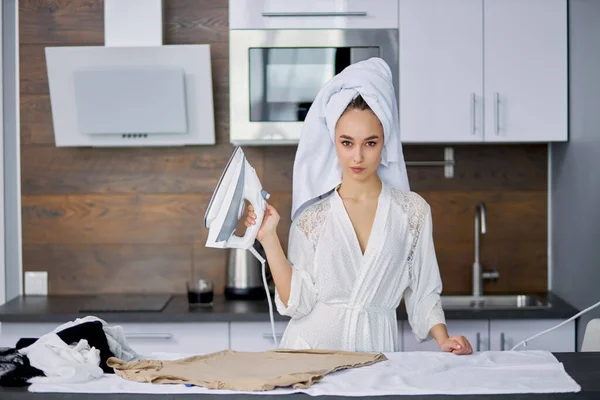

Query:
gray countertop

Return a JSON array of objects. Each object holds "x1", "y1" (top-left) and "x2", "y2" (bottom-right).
[
  {"x1": 1, "y1": 352, "x2": 599, "y2": 399},
  {"x1": 0, "y1": 292, "x2": 579, "y2": 323}
]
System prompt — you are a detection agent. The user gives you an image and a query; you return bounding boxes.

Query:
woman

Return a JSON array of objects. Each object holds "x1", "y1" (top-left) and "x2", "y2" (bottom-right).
[{"x1": 246, "y1": 58, "x2": 472, "y2": 355}]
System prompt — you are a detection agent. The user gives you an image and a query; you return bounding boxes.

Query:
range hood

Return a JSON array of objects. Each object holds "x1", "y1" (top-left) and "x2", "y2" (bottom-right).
[{"x1": 45, "y1": 0, "x2": 215, "y2": 147}]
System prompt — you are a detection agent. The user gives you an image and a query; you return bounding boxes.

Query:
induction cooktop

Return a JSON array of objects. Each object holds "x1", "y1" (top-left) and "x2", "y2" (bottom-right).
[{"x1": 78, "y1": 294, "x2": 173, "y2": 313}]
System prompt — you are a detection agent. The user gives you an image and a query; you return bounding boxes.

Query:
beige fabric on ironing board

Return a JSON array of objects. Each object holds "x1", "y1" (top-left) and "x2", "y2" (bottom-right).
[{"x1": 107, "y1": 349, "x2": 387, "y2": 391}]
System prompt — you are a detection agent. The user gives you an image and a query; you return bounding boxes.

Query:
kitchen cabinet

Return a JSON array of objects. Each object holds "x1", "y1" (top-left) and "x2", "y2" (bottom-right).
[
  {"x1": 483, "y1": 0, "x2": 567, "y2": 142},
  {"x1": 0, "y1": 322, "x2": 230, "y2": 356},
  {"x1": 399, "y1": 0, "x2": 483, "y2": 143},
  {"x1": 399, "y1": 0, "x2": 567, "y2": 143},
  {"x1": 115, "y1": 322, "x2": 229, "y2": 356},
  {"x1": 230, "y1": 0, "x2": 398, "y2": 30},
  {"x1": 0, "y1": 319, "x2": 576, "y2": 354},
  {"x1": 0, "y1": 322, "x2": 57, "y2": 348},
  {"x1": 490, "y1": 319, "x2": 575, "y2": 352},
  {"x1": 230, "y1": 321, "x2": 288, "y2": 352},
  {"x1": 402, "y1": 320, "x2": 489, "y2": 352}
]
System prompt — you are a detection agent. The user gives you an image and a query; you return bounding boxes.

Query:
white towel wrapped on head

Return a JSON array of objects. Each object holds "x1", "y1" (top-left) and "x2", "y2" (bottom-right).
[{"x1": 292, "y1": 57, "x2": 410, "y2": 221}]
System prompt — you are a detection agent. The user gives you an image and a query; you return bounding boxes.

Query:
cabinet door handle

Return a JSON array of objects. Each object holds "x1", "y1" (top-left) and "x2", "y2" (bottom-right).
[
  {"x1": 470, "y1": 93, "x2": 477, "y2": 135},
  {"x1": 262, "y1": 11, "x2": 367, "y2": 17},
  {"x1": 500, "y1": 332, "x2": 506, "y2": 351},
  {"x1": 494, "y1": 92, "x2": 500, "y2": 135},
  {"x1": 262, "y1": 333, "x2": 284, "y2": 340},
  {"x1": 126, "y1": 333, "x2": 173, "y2": 340},
  {"x1": 476, "y1": 332, "x2": 481, "y2": 352}
]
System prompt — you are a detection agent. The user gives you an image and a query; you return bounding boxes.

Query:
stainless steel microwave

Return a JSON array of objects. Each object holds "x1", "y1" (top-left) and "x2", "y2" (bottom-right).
[{"x1": 229, "y1": 29, "x2": 399, "y2": 145}]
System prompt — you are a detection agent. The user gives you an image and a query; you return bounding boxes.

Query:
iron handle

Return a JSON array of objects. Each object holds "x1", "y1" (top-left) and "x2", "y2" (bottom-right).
[
  {"x1": 476, "y1": 332, "x2": 481, "y2": 352},
  {"x1": 494, "y1": 92, "x2": 500, "y2": 135},
  {"x1": 470, "y1": 93, "x2": 476, "y2": 135},
  {"x1": 500, "y1": 332, "x2": 506, "y2": 351},
  {"x1": 126, "y1": 333, "x2": 173, "y2": 340},
  {"x1": 262, "y1": 11, "x2": 367, "y2": 17}
]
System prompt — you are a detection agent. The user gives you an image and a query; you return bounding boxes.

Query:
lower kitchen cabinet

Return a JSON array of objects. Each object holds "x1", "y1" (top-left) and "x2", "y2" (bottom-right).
[
  {"x1": 0, "y1": 319, "x2": 576, "y2": 354},
  {"x1": 402, "y1": 320, "x2": 489, "y2": 352},
  {"x1": 402, "y1": 319, "x2": 574, "y2": 353},
  {"x1": 0, "y1": 322, "x2": 57, "y2": 348},
  {"x1": 0, "y1": 322, "x2": 230, "y2": 356},
  {"x1": 230, "y1": 321, "x2": 288, "y2": 352},
  {"x1": 490, "y1": 319, "x2": 575, "y2": 352},
  {"x1": 116, "y1": 322, "x2": 229, "y2": 356}
]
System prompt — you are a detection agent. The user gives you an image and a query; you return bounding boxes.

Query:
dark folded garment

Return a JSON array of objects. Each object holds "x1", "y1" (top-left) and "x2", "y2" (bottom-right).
[
  {"x1": 16, "y1": 321, "x2": 115, "y2": 373},
  {"x1": 0, "y1": 348, "x2": 43, "y2": 387}
]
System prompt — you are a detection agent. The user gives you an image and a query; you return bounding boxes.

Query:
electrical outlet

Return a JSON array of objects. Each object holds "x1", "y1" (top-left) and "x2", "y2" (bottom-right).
[{"x1": 25, "y1": 271, "x2": 48, "y2": 295}]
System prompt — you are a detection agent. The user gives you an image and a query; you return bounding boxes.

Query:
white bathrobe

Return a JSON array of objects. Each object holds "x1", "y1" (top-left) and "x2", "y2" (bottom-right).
[{"x1": 275, "y1": 182, "x2": 446, "y2": 352}]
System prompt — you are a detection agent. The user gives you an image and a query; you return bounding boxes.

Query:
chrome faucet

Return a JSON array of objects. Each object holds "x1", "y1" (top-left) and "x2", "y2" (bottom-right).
[{"x1": 473, "y1": 202, "x2": 499, "y2": 297}]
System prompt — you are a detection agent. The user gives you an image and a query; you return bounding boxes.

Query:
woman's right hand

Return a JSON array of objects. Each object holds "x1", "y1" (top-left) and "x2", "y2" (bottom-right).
[{"x1": 245, "y1": 203, "x2": 280, "y2": 243}]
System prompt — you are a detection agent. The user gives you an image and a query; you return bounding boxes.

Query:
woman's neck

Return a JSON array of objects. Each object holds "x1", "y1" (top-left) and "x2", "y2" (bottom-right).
[{"x1": 337, "y1": 175, "x2": 382, "y2": 201}]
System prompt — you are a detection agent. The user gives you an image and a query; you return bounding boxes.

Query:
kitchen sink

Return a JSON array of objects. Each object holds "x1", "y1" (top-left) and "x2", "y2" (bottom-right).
[{"x1": 440, "y1": 295, "x2": 551, "y2": 310}]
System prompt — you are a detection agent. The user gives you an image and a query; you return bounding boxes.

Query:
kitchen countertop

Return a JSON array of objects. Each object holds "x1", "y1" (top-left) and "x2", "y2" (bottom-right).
[
  {"x1": 0, "y1": 352, "x2": 599, "y2": 399},
  {"x1": 0, "y1": 292, "x2": 579, "y2": 323}
]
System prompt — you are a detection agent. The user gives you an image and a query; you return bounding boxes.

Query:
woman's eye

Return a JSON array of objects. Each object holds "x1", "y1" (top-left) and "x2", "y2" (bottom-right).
[
  {"x1": 342, "y1": 141, "x2": 352, "y2": 146},
  {"x1": 366, "y1": 141, "x2": 377, "y2": 147}
]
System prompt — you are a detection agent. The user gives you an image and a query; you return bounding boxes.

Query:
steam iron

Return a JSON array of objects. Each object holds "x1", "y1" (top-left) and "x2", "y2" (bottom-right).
[
  {"x1": 204, "y1": 147, "x2": 270, "y2": 249},
  {"x1": 204, "y1": 146, "x2": 278, "y2": 347}
]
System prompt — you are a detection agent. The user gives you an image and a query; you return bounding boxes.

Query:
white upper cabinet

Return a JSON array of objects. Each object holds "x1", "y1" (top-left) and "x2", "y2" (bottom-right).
[
  {"x1": 399, "y1": 0, "x2": 568, "y2": 143},
  {"x1": 399, "y1": 0, "x2": 483, "y2": 143},
  {"x1": 483, "y1": 0, "x2": 567, "y2": 142},
  {"x1": 230, "y1": 0, "x2": 398, "y2": 29}
]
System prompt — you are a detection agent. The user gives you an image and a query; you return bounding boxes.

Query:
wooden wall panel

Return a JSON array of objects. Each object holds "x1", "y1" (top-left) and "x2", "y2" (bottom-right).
[
  {"x1": 21, "y1": 94, "x2": 53, "y2": 145},
  {"x1": 20, "y1": 44, "x2": 52, "y2": 95},
  {"x1": 422, "y1": 190, "x2": 547, "y2": 294},
  {"x1": 22, "y1": 194, "x2": 211, "y2": 244},
  {"x1": 21, "y1": 145, "x2": 264, "y2": 195},
  {"x1": 19, "y1": 0, "x2": 549, "y2": 296},
  {"x1": 23, "y1": 244, "x2": 227, "y2": 295},
  {"x1": 20, "y1": 0, "x2": 104, "y2": 45}
]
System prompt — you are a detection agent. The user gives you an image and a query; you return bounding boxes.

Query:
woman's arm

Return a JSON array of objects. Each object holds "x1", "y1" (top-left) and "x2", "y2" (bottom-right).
[
  {"x1": 246, "y1": 203, "x2": 318, "y2": 318},
  {"x1": 246, "y1": 203, "x2": 293, "y2": 305},
  {"x1": 260, "y1": 234, "x2": 293, "y2": 306},
  {"x1": 402, "y1": 199, "x2": 472, "y2": 355}
]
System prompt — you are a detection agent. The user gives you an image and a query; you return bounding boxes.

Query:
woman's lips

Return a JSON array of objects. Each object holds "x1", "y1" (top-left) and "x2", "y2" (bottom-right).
[{"x1": 350, "y1": 167, "x2": 365, "y2": 173}]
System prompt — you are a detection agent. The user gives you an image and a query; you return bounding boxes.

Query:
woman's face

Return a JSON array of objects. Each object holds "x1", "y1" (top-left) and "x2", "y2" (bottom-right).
[{"x1": 335, "y1": 109, "x2": 383, "y2": 182}]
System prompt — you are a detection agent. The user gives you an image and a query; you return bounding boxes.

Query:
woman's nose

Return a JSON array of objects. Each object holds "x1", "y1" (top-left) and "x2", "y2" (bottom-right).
[{"x1": 353, "y1": 147, "x2": 364, "y2": 163}]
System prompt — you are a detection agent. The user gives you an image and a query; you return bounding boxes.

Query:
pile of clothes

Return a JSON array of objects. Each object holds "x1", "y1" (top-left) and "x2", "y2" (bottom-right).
[{"x1": 0, "y1": 316, "x2": 139, "y2": 386}]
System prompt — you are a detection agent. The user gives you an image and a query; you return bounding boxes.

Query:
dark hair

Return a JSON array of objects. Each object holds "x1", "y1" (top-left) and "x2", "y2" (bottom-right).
[{"x1": 343, "y1": 94, "x2": 372, "y2": 113}]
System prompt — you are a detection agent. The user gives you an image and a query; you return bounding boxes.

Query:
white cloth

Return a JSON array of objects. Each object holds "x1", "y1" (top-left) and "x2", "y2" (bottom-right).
[
  {"x1": 52, "y1": 316, "x2": 139, "y2": 361},
  {"x1": 291, "y1": 57, "x2": 410, "y2": 222},
  {"x1": 19, "y1": 333, "x2": 104, "y2": 384},
  {"x1": 27, "y1": 350, "x2": 581, "y2": 396},
  {"x1": 275, "y1": 182, "x2": 445, "y2": 352}
]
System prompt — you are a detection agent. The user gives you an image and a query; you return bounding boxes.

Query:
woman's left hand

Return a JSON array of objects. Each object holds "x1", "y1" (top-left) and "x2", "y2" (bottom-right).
[{"x1": 438, "y1": 335, "x2": 473, "y2": 355}]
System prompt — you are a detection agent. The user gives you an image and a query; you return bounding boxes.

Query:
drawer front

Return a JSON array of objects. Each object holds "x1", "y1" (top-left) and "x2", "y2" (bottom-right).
[
  {"x1": 402, "y1": 320, "x2": 490, "y2": 352},
  {"x1": 490, "y1": 319, "x2": 575, "y2": 352},
  {"x1": 0, "y1": 322, "x2": 229, "y2": 356},
  {"x1": 114, "y1": 322, "x2": 229, "y2": 356},
  {"x1": 0, "y1": 323, "x2": 58, "y2": 348},
  {"x1": 230, "y1": 321, "x2": 288, "y2": 352},
  {"x1": 230, "y1": 0, "x2": 398, "y2": 29}
]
